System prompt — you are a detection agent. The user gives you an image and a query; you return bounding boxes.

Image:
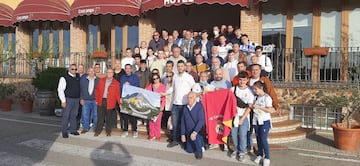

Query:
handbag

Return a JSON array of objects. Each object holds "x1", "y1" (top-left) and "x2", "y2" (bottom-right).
[{"x1": 234, "y1": 86, "x2": 248, "y2": 108}]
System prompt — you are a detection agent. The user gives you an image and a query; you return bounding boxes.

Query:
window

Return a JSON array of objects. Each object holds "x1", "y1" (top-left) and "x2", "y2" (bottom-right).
[
  {"x1": 87, "y1": 24, "x2": 98, "y2": 54},
  {"x1": 262, "y1": 0, "x2": 286, "y2": 48}
]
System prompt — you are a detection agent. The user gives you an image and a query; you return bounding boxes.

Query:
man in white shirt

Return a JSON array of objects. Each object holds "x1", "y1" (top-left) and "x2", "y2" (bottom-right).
[
  {"x1": 224, "y1": 50, "x2": 239, "y2": 80},
  {"x1": 121, "y1": 48, "x2": 135, "y2": 69},
  {"x1": 167, "y1": 60, "x2": 195, "y2": 148},
  {"x1": 217, "y1": 35, "x2": 232, "y2": 61}
]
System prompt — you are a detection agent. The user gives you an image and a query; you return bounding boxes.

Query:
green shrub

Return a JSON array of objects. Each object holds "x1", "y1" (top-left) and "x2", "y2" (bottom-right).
[
  {"x1": 0, "y1": 83, "x2": 16, "y2": 99},
  {"x1": 32, "y1": 67, "x2": 67, "y2": 91}
]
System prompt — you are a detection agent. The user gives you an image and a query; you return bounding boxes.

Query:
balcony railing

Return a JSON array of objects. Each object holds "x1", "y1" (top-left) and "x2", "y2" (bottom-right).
[{"x1": 1, "y1": 48, "x2": 360, "y2": 87}]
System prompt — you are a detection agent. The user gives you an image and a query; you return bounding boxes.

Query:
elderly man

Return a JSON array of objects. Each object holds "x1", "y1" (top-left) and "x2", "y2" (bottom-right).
[
  {"x1": 209, "y1": 57, "x2": 230, "y2": 82},
  {"x1": 205, "y1": 46, "x2": 224, "y2": 67},
  {"x1": 57, "y1": 64, "x2": 81, "y2": 138},
  {"x1": 149, "y1": 31, "x2": 166, "y2": 52},
  {"x1": 80, "y1": 67, "x2": 99, "y2": 134},
  {"x1": 180, "y1": 30, "x2": 196, "y2": 60},
  {"x1": 210, "y1": 68, "x2": 232, "y2": 90},
  {"x1": 181, "y1": 92, "x2": 205, "y2": 159},
  {"x1": 94, "y1": 69, "x2": 121, "y2": 137},
  {"x1": 168, "y1": 46, "x2": 187, "y2": 74}
]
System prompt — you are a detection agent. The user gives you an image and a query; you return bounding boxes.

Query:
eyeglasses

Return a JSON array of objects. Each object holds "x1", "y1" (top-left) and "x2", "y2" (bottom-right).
[
  {"x1": 166, "y1": 75, "x2": 172, "y2": 78},
  {"x1": 153, "y1": 77, "x2": 159, "y2": 80},
  {"x1": 71, "y1": 68, "x2": 77, "y2": 71},
  {"x1": 152, "y1": 73, "x2": 158, "y2": 75}
]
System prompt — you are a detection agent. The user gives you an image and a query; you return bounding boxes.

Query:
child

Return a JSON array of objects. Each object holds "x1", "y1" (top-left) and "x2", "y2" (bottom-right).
[
  {"x1": 230, "y1": 71, "x2": 254, "y2": 161},
  {"x1": 251, "y1": 81, "x2": 273, "y2": 166}
]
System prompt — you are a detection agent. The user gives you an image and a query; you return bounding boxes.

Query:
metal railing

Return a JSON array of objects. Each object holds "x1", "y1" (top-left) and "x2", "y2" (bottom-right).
[{"x1": 290, "y1": 104, "x2": 342, "y2": 131}]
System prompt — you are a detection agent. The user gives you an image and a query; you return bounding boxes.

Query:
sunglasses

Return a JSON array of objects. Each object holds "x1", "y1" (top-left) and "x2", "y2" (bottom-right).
[
  {"x1": 71, "y1": 68, "x2": 77, "y2": 71},
  {"x1": 153, "y1": 77, "x2": 159, "y2": 80},
  {"x1": 166, "y1": 75, "x2": 172, "y2": 78}
]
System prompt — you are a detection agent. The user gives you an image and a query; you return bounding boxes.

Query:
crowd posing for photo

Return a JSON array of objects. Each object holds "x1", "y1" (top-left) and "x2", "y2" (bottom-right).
[{"x1": 58, "y1": 25, "x2": 280, "y2": 166}]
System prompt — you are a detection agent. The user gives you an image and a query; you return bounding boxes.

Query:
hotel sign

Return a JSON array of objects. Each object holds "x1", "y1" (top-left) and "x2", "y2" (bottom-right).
[
  {"x1": 78, "y1": 7, "x2": 100, "y2": 15},
  {"x1": 16, "y1": 15, "x2": 30, "y2": 21},
  {"x1": 164, "y1": 0, "x2": 194, "y2": 5}
]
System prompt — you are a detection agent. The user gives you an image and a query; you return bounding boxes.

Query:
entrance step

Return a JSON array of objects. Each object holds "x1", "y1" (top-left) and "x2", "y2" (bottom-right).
[{"x1": 271, "y1": 120, "x2": 301, "y2": 133}]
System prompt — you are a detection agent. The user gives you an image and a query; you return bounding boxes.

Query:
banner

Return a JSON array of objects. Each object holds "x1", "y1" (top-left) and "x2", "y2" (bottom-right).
[
  {"x1": 202, "y1": 89, "x2": 236, "y2": 144},
  {"x1": 121, "y1": 84, "x2": 160, "y2": 121}
]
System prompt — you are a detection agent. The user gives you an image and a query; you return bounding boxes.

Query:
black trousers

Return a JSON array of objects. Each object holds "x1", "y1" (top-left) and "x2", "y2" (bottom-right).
[
  {"x1": 121, "y1": 113, "x2": 137, "y2": 132},
  {"x1": 95, "y1": 99, "x2": 114, "y2": 133}
]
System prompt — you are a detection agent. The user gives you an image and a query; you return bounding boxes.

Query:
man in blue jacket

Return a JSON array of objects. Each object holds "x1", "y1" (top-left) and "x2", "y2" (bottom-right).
[
  {"x1": 80, "y1": 67, "x2": 99, "y2": 134},
  {"x1": 120, "y1": 64, "x2": 140, "y2": 138}
]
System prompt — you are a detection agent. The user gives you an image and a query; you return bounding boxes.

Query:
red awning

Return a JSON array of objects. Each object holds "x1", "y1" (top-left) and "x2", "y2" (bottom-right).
[
  {"x1": 12, "y1": 0, "x2": 70, "y2": 24},
  {"x1": 71, "y1": 0, "x2": 141, "y2": 18},
  {"x1": 141, "y1": 0, "x2": 249, "y2": 13},
  {"x1": 0, "y1": 3, "x2": 13, "y2": 27}
]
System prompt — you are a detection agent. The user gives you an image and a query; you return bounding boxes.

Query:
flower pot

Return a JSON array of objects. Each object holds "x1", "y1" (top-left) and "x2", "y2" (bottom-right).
[
  {"x1": 92, "y1": 51, "x2": 108, "y2": 58},
  {"x1": 21, "y1": 101, "x2": 33, "y2": 113},
  {"x1": 331, "y1": 123, "x2": 360, "y2": 151},
  {"x1": 0, "y1": 99, "x2": 12, "y2": 112},
  {"x1": 304, "y1": 47, "x2": 330, "y2": 57}
]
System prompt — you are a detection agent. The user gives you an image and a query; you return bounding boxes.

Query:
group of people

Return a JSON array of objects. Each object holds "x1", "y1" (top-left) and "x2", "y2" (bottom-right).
[{"x1": 58, "y1": 25, "x2": 280, "y2": 165}]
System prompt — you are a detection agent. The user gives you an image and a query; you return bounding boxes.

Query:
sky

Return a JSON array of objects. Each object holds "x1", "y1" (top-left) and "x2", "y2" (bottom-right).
[{"x1": 0, "y1": 0, "x2": 75, "y2": 9}]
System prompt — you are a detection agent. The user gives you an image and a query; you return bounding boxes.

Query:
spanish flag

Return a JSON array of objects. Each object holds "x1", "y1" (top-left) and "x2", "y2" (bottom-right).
[{"x1": 202, "y1": 89, "x2": 237, "y2": 144}]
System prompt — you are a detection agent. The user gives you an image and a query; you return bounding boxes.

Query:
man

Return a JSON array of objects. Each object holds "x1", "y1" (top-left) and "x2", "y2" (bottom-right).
[
  {"x1": 230, "y1": 28, "x2": 242, "y2": 45},
  {"x1": 172, "y1": 30, "x2": 181, "y2": 46},
  {"x1": 186, "y1": 61, "x2": 199, "y2": 82},
  {"x1": 225, "y1": 25, "x2": 235, "y2": 42},
  {"x1": 78, "y1": 64, "x2": 86, "y2": 77},
  {"x1": 80, "y1": 67, "x2": 99, "y2": 134},
  {"x1": 210, "y1": 68, "x2": 232, "y2": 90},
  {"x1": 180, "y1": 30, "x2": 196, "y2": 60},
  {"x1": 254, "y1": 46, "x2": 273, "y2": 77},
  {"x1": 198, "y1": 30, "x2": 213, "y2": 61},
  {"x1": 167, "y1": 35, "x2": 176, "y2": 54},
  {"x1": 168, "y1": 46, "x2": 187, "y2": 74},
  {"x1": 94, "y1": 68, "x2": 121, "y2": 137},
  {"x1": 193, "y1": 54, "x2": 209, "y2": 75},
  {"x1": 150, "y1": 49, "x2": 167, "y2": 78},
  {"x1": 76, "y1": 64, "x2": 86, "y2": 130},
  {"x1": 161, "y1": 29, "x2": 169, "y2": 43},
  {"x1": 205, "y1": 46, "x2": 224, "y2": 67},
  {"x1": 212, "y1": 26, "x2": 220, "y2": 46},
  {"x1": 209, "y1": 57, "x2": 230, "y2": 82},
  {"x1": 57, "y1": 64, "x2": 81, "y2": 138},
  {"x1": 135, "y1": 59, "x2": 150, "y2": 89},
  {"x1": 217, "y1": 35, "x2": 232, "y2": 61},
  {"x1": 239, "y1": 34, "x2": 257, "y2": 54},
  {"x1": 224, "y1": 50, "x2": 239, "y2": 80},
  {"x1": 232, "y1": 61, "x2": 252, "y2": 86},
  {"x1": 233, "y1": 43, "x2": 247, "y2": 63},
  {"x1": 161, "y1": 60, "x2": 174, "y2": 84},
  {"x1": 167, "y1": 60, "x2": 195, "y2": 148},
  {"x1": 120, "y1": 64, "x2": 140, "y2": 138},
  {"x1": 134, "y1": 54, "x2": 141, "y2": 71},
  {"x1": 121, "y1": 48, "x2": 135, "y2": 69},
  {"x1": 181, "y1": 92, "x2": 205, "y2": 159},
  {"x1": 148, "y1": 31, "x2": 166, "y2": 52},
  {"x1": 94, "y1": 63, "x2": 105, "y2": 78}
]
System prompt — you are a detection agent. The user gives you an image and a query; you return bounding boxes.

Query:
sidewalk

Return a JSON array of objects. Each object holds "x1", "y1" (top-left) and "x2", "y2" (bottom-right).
[{"x1": 2, "y1": 104, "x2": 360, "y2": 158}]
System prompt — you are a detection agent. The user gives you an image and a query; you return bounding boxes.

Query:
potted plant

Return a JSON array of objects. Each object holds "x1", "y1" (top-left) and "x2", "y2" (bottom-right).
[
  {"x1": 18, "y1": 90, "x2": 34, "y2": 113},
  {"x1": 320, "y1": 84, "x2": 360, "y2": 151},
  {"x1": 304, "y1": 46, "x2": 330, "y2": 57},
  {"x1": 92, "y1": 45, "x2": 108, "y2": 58},
  {"x1": 0, "y1": 83, "x2": 16, "y2": 112},
  {"x1": 32, "y1": 67, "x2": 67, "y2": 116}
]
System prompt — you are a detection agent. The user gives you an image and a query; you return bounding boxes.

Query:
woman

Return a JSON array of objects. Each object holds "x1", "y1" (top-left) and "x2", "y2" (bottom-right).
[
  {"x1": 145, "y1": 73, "x2": 166, "y2": 141},
  {"x1": 133, "y1": 46, "x2": 140, "y2": 55},
  {"x1": 146, "y1": 48, "x2": 156, "y2": 68}
]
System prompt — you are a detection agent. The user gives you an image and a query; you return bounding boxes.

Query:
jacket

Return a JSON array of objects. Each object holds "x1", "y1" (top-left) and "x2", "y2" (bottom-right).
[
  {"x1": 95, "y1": 78, "x2": 121, "y2": 110},
  {"x1": 80, "y1": 76, "x2": 99, "y2": 100}
]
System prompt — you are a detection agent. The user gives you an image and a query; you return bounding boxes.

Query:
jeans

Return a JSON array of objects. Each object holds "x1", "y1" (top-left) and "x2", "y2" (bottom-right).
[
  {"x1": 61, "y1": 98, "x2": 79, "y2": 134},
  {"x1": 231, "y1": 117, "x2": 249, "y2": 154},
  {"x1": 172, "y1": 104, "x2": 184, "y2": 142},
  {"x1": 81, "y1": 100, "x2": 97, "y2": 131},
  {"x1": 254, "y1": 120, "x2": 271, "y2": 159},
  {"x1": 247, "y1": 111, "x2": 254, "y2": 148}
]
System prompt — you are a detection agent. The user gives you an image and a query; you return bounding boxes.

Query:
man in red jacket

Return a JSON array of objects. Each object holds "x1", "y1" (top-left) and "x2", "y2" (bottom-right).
[{"x1": 94, "y1": 68, "x2": 121, "y2": 137}]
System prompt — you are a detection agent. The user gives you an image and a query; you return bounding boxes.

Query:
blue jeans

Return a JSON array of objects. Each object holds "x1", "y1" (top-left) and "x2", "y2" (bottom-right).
[
  {"x1": 231, "y1": 117, "x2": 249, "y2": 154},
  {"x1": 247, "y1": 111, "x2": 254, "y2": 148},
  {"x1": 61, "y1": 98, "x2": 79, "y2": 134},
  {"x1": 82, "y1": 100, "x2": 97, "y2": 131},
  {"x1": 254, "y1": 120, "x2": 271, "y2": 159},
  {"x1": 172, "y1": 104, "x2": 184, "y2": 142}
]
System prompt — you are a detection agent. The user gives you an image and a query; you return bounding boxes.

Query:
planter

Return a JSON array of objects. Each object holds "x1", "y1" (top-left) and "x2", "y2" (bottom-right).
[
  {"x1": 33, "y1": 90, "x2": 56, "y2": 116},
  {"x1": 304, "y1": 47, "x2": 330, "y2": 57},
  {"x1": 92, "y1": 51, "x2": 108, "y2": 58},
  {"x1": 21, "y1": 101, "x2": 33, "y2": 113},
  {"x1": 0, "y1": 99, "x2": 12, "y2": 112},
  {"x1": 331, "y1": 123, "x2": 360, "y2": 151}
]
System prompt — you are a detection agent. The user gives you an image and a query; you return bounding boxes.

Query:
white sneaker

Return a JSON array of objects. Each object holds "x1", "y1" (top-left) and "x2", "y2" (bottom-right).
[
  {"x1": 254, "y1": 156, "x2": 262, "y2": 164},
  {"x1": 208, "y1": 144, "x2": 219, "y2": 150},
  {"x1": 263, "y1": 159, "x2": 270, "y2": 166},
  {"x1": 224, "y1": 144, "x2": 229, "y2": 151},
  {"x1": 121, "y1": 131, "x2": 128, "y2": 138},
  {"x1": 133, "y1": 131, "x2": 138, "y2": 138}
]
